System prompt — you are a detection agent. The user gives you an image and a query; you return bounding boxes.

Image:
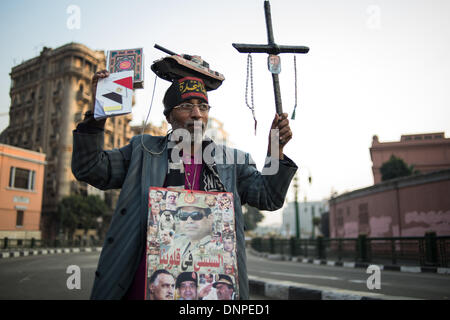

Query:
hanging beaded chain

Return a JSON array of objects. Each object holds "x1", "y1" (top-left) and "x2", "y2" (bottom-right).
[
  {"x1": 291, "y1": 55, "x2": 298, "y2": 120},
  {"x1": 245, "y1": 53, "x2": 257, "y2": 135},
  {"x1": 140, "y1": 74, "x2": 170, "y2": 155}
]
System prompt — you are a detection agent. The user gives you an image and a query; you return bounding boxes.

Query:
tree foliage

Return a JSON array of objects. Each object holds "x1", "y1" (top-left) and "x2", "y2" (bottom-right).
[
  {"x1": 57, "y1": 195, "x2": 109, "y2": 238},
  {"x1": 243, "y1": 204, "x2": 264, "y2": 231},
  {"x1": 380, "y1": 155, "x2": 418, "y2": 182}
]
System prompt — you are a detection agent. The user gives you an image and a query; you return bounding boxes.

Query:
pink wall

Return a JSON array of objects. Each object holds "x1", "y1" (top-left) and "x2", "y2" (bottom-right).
[
  {"x1": 330, "y1": 171, "x2": 450, "y2": 238},
  {"x1": 370, "y1": 133, "x2": 450, "y2": 184},
  {"x1": 399, "y1": 180, "x2": 450, "y2": 236}
]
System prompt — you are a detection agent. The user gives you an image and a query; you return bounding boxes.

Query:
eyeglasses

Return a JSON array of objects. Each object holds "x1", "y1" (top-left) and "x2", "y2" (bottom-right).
[
  {"x1": 173, "y1": 103, "x2": 211, "y2": 113},
  {"x1": 178, "y1": 211, "x2": 206, "y2": 221}
]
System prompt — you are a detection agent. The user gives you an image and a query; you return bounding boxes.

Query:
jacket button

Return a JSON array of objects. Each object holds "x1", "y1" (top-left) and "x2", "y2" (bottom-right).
[
  {"x1": 95, "y1": 271, "x2": 101, "y2": 278},
  {"x1": 120, "y1": 208, "x2": 127, "y2": 215},
  {"x1": 107, "y1": 237, "x2": 114, "y2": 244}
]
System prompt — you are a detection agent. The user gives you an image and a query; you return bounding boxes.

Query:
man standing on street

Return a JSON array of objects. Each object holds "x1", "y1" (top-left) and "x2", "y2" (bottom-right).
[{"x1": 72, "y1": 65, "x2": 297, "y2": 300}]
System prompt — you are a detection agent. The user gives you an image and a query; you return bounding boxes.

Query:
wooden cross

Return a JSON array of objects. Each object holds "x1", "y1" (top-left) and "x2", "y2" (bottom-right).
[{"x1": 232, "y1": 0, "x2": 309, "y2": 115}]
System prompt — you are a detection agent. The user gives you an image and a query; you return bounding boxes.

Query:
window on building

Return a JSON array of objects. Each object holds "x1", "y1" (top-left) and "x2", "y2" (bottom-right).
[
  {"x1": 75, "y1": 57, "x2": 83, "y2": 68},
  {"x1": 36, "y1": 127, "x2": 41, "y2": 142},
  {"x1": 337, "y1": 208, "x2": 343, "y2": 227},
  {"x1": 16, "y1": 210, "x2": 24, "y2": 227},
  {"x1": 9, "y1": 167, "x2": 36, "y2": 190},
  {"x1": 54, "y1": 81, "x2": 62, "y2": 95},
  {"x1": 358, "y1": 203, "x2": 369, "y2": 225}
]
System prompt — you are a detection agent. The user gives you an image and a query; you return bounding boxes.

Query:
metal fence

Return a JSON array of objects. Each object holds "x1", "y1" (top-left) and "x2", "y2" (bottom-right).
[
  {"x1": 0, "y1": 237, "x2": 104, "y2": 250},
  {"x1": 251, "y1": 233, "x2": 450, "y2": 268}
]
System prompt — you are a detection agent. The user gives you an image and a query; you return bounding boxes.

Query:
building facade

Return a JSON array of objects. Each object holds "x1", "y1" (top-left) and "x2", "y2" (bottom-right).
[
  {"x1": 329, "y1": 169, "x2": 450, "y2": 238},
  {"x1": 370, "y1": 132, "x2": 450, "y2": 184},
  {"x1": 0, "y1": 43, "x2": 134, "y2": 239},
  {"x1": 206, "y1": 117, "x2": 230, "y2": 146},
  {"x1": 0, "y1": 144, "x2": 46, "y2": 240},
  {"x1": 130, "y1": 120, "x2": 168, "y2": 137},
  {"x1": 281, "y1": 200, "x2": 329, "y2": 238}
]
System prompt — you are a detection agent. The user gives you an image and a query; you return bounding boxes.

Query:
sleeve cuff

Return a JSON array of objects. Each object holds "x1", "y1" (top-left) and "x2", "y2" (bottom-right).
[{"x1": 76, "y1": 122, "x2": 104, "y2": 134}]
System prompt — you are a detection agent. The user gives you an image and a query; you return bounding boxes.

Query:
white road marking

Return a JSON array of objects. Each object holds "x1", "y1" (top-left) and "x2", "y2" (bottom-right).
[
  {"x1": 348, "y1": 280, "x2": 366, "y2": 284},
  {"x1": 257, "y1": 270, "x2": 341, "y2": 281},
  {"x1": 19, "y1": 276, "x2": 31, "y2": 283}
]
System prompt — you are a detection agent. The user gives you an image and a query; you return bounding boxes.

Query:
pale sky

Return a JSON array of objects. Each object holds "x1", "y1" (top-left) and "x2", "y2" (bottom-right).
[{"x1": 1, "y1": 0, "x2": 449, "y2": 226}]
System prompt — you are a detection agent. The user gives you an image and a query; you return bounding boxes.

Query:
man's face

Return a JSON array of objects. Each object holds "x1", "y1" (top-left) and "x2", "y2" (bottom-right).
[
  {"x1": 166, "y1": 98, "x2": 209, "y2": 138},
  {"x1": 220, "y1": 197, "x2": 231, "y2": 209},
  {"x1": 164, "y1": 212, "x2": 172, "y2": 221},
  {"x1": 178, "y1": 206, "x2": 213, "y2": 241},
  {"x1": 156, "y1": 192, "x2": 164, "y2": 202},
  {"x1": 161, "y1": 231, "x2": 172, "y2": 245},
  {"x1": 205, "y1": 274, "x2": 213, "y2": 283},
  {"x1": 205, "y1": 196, "x2": 216, "y2": 207},
  {"x1": 224, "y1": 264, "x2": 233, "y2": 275},
  {"x1": 269, "y1": 55, "x2": 279, "y2": 65},
  {"x1": 224, "y1": 238, "x2": 234, "y2": 252},
  {"x1": 151, "y1": 203, "x2": 160, "y2": 215},
  {"x1": 149, "y1": 224, "x2": 158, "y2": 234},
  {"x1": 168, "y1": 194, "x2": 177, "y2": 204},
  {"x1": 151, "y1": 274, "x2": 175, "y2": 300},
  {"x1": 179, "y1": 281, "x2": 197, "y2": 300},
  {"x1": 216, "y1": 283, "x2": 233, "y2": 300}
]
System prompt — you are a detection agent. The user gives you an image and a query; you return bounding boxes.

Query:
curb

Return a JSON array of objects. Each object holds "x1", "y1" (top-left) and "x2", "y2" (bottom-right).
[
  {"x1": 0, "y1": 247, "x2": 102, "y2": 259},
  {"x1": 248, "y1": 275, "x2": 421, "y2": 300},
  {"x1": 250, "y1": 249, "x2": 450, "y2": 275}
]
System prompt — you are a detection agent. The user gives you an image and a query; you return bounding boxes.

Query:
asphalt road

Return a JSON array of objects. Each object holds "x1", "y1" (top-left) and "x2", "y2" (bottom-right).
[
  {"x1": 0, "y1": 252, "x2": 97, "y2": 300},
  {"x1": 246, "y1": 252, "x2": 450, "y2": 300},
  {"x1": 0, "y1": 252, "x2": 269, "y2": 300},
  {"x1": 1, "y1": 251, "x2": 448, "y2": 300}
]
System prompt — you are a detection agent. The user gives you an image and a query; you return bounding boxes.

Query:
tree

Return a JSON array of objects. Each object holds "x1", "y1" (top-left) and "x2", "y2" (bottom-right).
[
  {"x1": 380, "y1": 155, "x2": 419, "y2": 182},
  {"x1": 57, "y1": 195, "x2": 109, "y2": 240},
  {"x1": 243, "y1": 205, "x2": 264, "y2": 231}
]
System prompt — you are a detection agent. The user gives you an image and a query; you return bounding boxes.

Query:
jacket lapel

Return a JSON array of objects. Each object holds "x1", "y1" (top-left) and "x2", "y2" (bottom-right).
[
  {"x1": 140, "y1": 136, "x2": 168, "y2": 233},
  {"x1": 210, "y1": 141, "x2": 233, "y2": 192}
]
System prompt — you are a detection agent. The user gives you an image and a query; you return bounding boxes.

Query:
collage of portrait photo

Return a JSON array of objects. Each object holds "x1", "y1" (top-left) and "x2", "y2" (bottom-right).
[{"x1": 145, "y1": 187, "x2": 239, "y2": 300}]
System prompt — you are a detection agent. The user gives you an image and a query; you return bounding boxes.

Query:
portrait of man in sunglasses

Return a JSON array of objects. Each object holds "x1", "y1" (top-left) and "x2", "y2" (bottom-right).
[{"x1": 173, "y1": 193, "x2": 215, "y2": 256}]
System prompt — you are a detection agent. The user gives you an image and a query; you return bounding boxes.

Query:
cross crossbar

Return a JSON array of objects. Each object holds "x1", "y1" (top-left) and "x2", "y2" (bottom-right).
[{"x1": 232, "y1": 0, "x2": 309, "y2": 115}]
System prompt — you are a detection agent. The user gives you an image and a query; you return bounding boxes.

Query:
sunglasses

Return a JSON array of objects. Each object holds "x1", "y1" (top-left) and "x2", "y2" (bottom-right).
[{"x1": 178, "y1": 211, "x2": 206, "y2": 221}]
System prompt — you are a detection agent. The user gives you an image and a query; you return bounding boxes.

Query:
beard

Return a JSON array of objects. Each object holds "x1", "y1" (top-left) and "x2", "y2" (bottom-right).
[{"x1": 171, "y1": 120, "x2": 206, "y2": 143}]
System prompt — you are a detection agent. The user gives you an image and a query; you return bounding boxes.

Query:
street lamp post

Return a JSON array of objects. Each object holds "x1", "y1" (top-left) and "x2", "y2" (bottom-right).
[{"x1": 294, "y1": 174, "x2": 300, "y2": 239}]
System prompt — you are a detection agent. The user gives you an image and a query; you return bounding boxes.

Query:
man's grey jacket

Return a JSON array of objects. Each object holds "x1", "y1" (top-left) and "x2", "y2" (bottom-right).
[{"x1": 71, "y1": 131, "x2": 297, "y2": 300}]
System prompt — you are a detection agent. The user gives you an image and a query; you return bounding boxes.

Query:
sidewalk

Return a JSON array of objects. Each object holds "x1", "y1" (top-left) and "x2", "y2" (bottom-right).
[
  {"x1": 246, "y1": 248, "x2": 447, "y2": 300},
  {"x1": 248, "y1": 275, "x2": 421, "y2": 300},
  {"x1": 0, "y1": 247, "x2": 102, "y2": 259}
]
